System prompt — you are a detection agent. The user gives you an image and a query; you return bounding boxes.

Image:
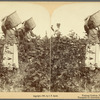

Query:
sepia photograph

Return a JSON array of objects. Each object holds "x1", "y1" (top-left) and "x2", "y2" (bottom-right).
[
  {"x1": 0, "y1": 2, "x2": 51, "y2": 92},
  {"x1": 0, "y1": 1, "x2": 100, "y2": 99}
]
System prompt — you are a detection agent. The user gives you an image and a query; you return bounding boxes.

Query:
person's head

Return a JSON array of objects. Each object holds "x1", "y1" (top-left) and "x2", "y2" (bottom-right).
[
  {"x1": 5, "y1": 25, "x2": 10, "y2": 30},
  {"x1": 88, "y1": 22, "x2": 95, "y2": 29},
  {"x1": 5, "y1": 20, "x2": 11, "y2": 30},
  {"x1": 24, "y1": 26, "x2": 30, "y2": 32},
  {"x1": 22, "y1": 22, "x2": 29, "y2": 32}
]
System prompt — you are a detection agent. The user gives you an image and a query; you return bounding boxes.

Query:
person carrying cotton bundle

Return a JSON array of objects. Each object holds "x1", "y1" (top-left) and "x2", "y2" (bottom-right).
[
  {"x1": 84, "y1": 12, "x2": 100, "y2": 70},
  {"x1": 1, "y1": 11, "x2": 21, "y2": 70}
]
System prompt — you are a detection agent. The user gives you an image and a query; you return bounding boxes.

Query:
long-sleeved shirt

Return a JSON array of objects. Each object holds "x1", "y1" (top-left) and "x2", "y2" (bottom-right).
[{"x1": 5, "y1": 29, "x2": 18, "y2": 45}]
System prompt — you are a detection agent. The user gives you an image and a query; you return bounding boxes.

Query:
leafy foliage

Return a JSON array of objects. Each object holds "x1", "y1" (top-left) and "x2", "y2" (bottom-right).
[
  {"x1": 51, "y1": 31, "x2": 100, "y2": 92},
  {"x1": 21, "y1": 35, "x2": 50, "y2": 92},
  {"x1": 0, "y1": 29, "x2": 100, "y2": 92},
  {"x1": 0, "y1": 33, "x2": 50, "y2": 92}
]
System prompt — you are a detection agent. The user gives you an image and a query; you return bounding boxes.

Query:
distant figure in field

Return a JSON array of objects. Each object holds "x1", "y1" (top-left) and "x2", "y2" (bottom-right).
[{"x1": 51, "y1": 23, "x2": 61, "y2": 38}]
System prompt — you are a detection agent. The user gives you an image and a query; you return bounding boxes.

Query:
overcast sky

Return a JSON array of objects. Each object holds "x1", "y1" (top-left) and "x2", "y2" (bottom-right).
[{"x1": 51, "y1": 2, "x2": 100, "y2": 38}]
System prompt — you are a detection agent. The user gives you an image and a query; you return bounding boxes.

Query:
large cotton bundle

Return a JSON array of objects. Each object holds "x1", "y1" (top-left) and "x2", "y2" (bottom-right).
[
  {"x1": 6, "y1": 11, "x2": 21, "y2": 28},
  {"x1": 24, "y1": 17, "x2": 36, "y2": 30},
  {"x1": 88, "y1": 10, "x2": 100, "y2": 28}
]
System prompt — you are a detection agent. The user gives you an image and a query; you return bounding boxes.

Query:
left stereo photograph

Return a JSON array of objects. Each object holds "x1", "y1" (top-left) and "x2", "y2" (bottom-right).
[{"x1": 0, "y1": 2, "x2": 51, "y2": 92}]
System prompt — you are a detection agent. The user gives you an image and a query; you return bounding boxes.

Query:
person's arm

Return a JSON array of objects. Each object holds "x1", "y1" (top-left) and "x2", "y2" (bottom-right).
[
  {"x1": 1, "y1": 18, "x2": 7, "y2": 36},
  {"x1": 1, "y1": 25, "x2": 6, "y2": 35},
  {"x1": 84, "y1": 25, "x2": 89, "y2": 36}
]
